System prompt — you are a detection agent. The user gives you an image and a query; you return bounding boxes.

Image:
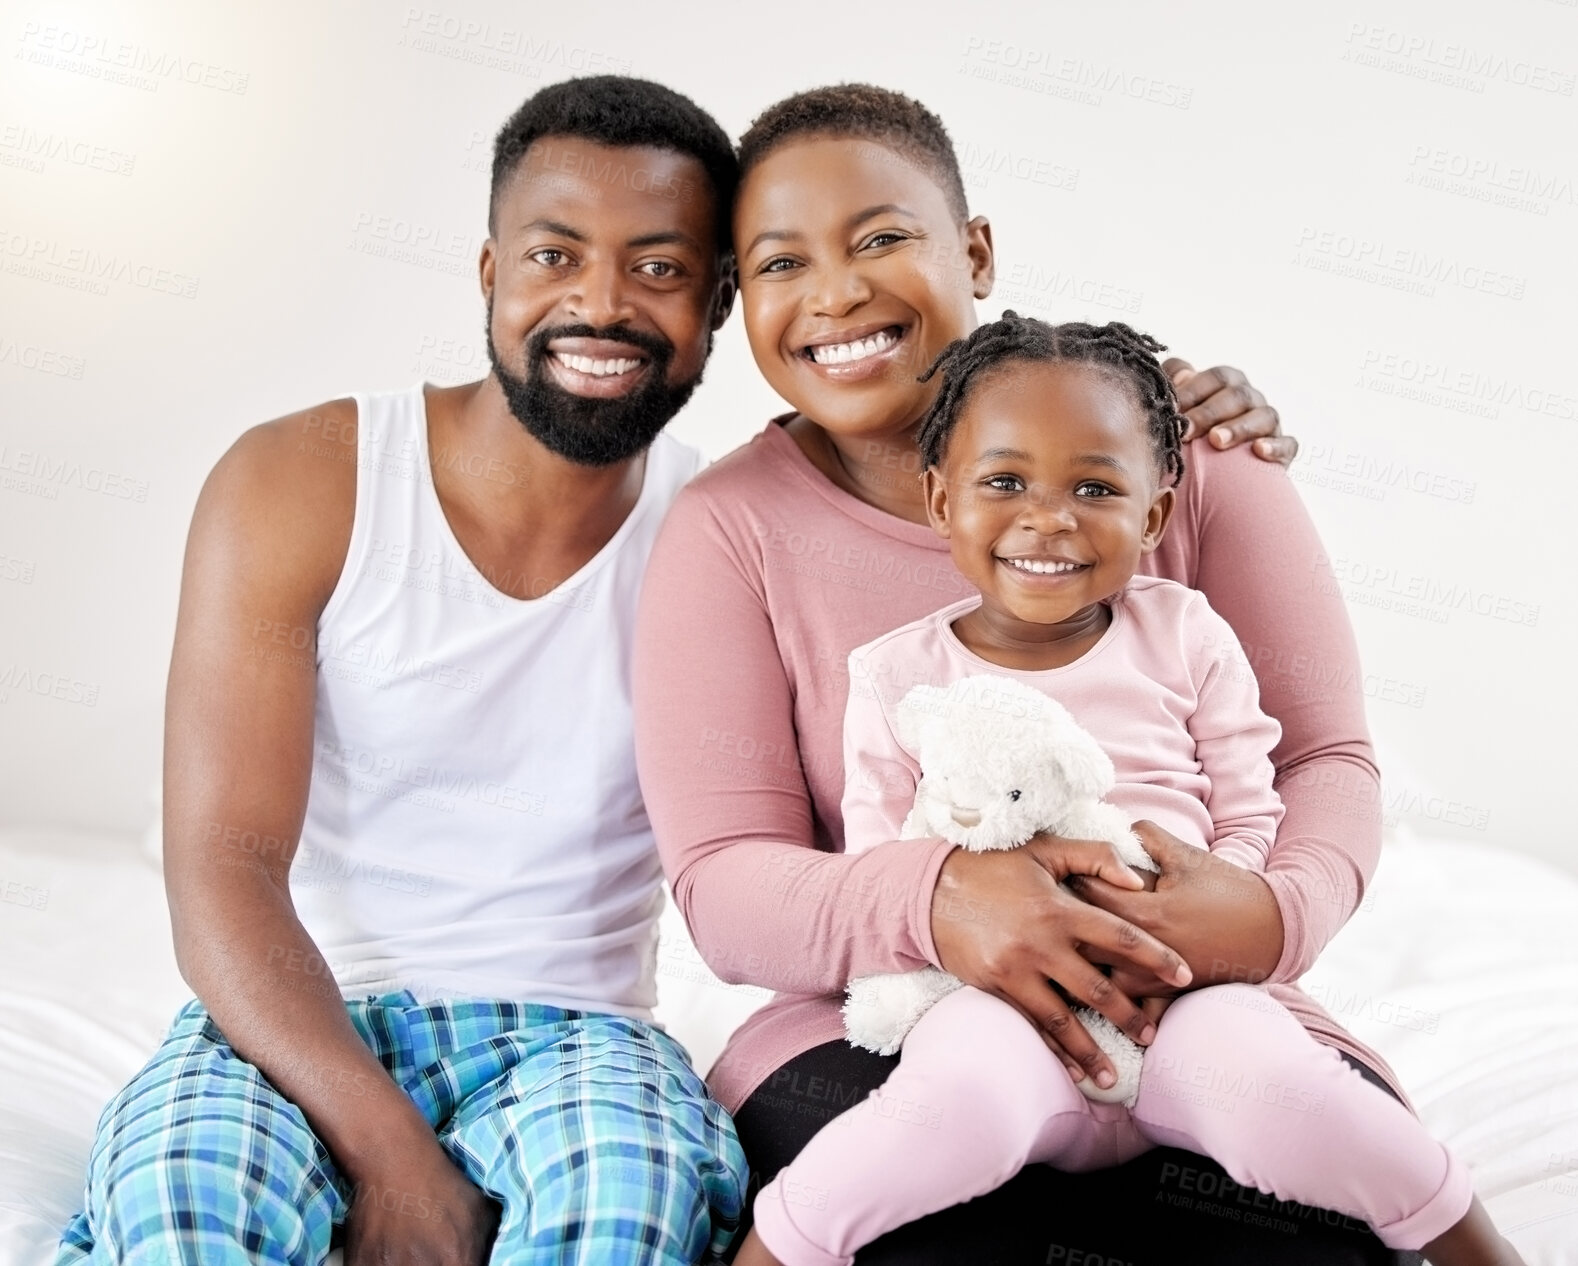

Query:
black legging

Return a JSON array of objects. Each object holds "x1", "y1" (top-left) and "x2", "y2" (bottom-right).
[{"x1": 726, "y1": 1039, "x2": 1425, "y2": 1266}]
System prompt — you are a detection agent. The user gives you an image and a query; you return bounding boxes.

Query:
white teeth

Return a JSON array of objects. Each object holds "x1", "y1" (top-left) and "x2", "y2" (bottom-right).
[
  {"x1": 555, "y1": 352, "x2": 642, "y2": 377},
  {"x1": 809, "y1": 329, "x2": 898, "y2": 365},
  {"x1": 1006, "y1": 558, "x2": 1082, "y2": 574}
]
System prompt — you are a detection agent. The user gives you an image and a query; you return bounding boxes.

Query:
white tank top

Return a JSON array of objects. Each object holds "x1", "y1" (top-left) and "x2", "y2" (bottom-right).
[{"x1": 290, "y1": 384, "x2": 701, "y2": 1017}]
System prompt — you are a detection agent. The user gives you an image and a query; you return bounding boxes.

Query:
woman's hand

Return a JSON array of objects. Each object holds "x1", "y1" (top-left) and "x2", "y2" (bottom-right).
[
  {"x1": 930, "y1": 834, "x2": 1193, "y2": 1091},
  {"x1": 1069, "y1": 822, "x2": 1286, "y2": 1001},
  {"x1": 1165, "y1": 358, "x2": 1298, "y2": 466}
]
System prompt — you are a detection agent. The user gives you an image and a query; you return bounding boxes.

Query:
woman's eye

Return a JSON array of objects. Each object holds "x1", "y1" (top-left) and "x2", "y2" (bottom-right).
[
  {"x1": 758, "y1": 256, "x2": 799, "y2": 275},
  {"x1": 862, "y1": 231, "x2": 908, "y2": 250}
]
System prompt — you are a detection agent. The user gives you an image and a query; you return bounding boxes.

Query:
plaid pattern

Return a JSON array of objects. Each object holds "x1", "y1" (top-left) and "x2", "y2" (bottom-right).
[{"x1": 56, "y1": 993, "x2": 745, "y2": 1265}]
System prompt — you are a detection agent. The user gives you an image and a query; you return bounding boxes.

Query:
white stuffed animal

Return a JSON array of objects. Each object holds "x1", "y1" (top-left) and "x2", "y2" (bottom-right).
[{"x1": 843, "y1": 674, "x2": 1158, "y2": 1107}]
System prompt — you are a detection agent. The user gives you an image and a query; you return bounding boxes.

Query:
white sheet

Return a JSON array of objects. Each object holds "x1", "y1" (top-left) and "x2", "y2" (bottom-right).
[{"x1": 2, "y1": 825, "x2": 1574, "y2": 1264}]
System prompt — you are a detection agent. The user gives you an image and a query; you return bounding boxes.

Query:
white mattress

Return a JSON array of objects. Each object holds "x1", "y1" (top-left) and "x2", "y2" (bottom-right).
[{"x1": 2, "y1": 825, "x2": 1573, "y2": 1264}]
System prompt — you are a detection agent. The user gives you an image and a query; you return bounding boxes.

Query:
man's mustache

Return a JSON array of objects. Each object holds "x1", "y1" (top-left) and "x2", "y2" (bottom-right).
[{"x1": 524, "y1": 322, "x2": 674, "y2": 366}]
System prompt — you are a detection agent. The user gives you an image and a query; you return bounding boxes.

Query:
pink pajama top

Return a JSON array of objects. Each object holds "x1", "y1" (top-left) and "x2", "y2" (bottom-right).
[
  {"x1": 840, "y1": 578, "x2": 1284, "y2": 872},
  {"x1": 633, "y1": 419, "x2": 1392, "y2": 1113}
]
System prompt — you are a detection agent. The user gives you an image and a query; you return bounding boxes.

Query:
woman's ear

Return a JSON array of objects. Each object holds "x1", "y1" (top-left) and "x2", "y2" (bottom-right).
[
  {"x1": 1140, "y1": 485, "x2": 1175, "y2": 555},
  {"x1": 923, "y1": 467, "x2": 952, "y2": 538},
  {"x1": 965, "y1": 215, "x2": 994, "y2": 301}
]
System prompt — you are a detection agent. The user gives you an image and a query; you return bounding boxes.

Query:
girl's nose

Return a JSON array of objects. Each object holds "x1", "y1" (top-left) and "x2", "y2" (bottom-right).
[{"x1": 1020, "y1": 483, "x2": 1079, "y2": 533}]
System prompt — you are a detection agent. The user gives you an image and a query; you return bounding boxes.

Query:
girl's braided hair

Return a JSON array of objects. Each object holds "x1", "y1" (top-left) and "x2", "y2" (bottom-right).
[{"x1": 915, "y1": 312, "x2": 1186, "y2": 487}]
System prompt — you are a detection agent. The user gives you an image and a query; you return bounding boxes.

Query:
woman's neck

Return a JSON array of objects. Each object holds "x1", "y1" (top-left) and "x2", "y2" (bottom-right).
[{"x1": 783, "y1": 414, "x2": 932, "y2": 525}]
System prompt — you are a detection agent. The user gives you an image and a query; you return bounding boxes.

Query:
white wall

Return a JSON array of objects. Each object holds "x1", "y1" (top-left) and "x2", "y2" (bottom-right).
[{"x1": 3, "y1": 0, "x2": 1574, "y2": 872}]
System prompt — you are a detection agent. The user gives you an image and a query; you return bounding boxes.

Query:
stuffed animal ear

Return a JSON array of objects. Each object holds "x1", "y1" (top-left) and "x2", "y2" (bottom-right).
[
  {"x1": 896, "y1": 684, "x2": 949, "y2": 754},
  {"x1": 1047, "y1": 718, "x2": 1117, "y2": 801}
]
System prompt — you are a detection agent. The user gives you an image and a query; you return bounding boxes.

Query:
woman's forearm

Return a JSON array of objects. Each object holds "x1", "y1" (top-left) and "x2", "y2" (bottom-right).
[
  {"x1": 667, "y1": 834, "x2": 954, "y2": 996},
  {"x1": 1263, "y1": 749, "x2": 1382, "y2": 982}
]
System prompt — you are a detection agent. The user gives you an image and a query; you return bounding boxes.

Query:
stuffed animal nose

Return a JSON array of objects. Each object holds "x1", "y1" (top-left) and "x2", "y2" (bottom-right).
[{"x1": 950, "y1": 806, "x2": 982, "y2": 828}]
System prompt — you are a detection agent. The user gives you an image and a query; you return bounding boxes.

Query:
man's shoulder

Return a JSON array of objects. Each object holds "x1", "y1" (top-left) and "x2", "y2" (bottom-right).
[
  {"x1": 220, "y1": 395, "x2": 360, "y2": 491},
  {"x1": 192, "y1": 395, "x2": 363, "y2": 607}
]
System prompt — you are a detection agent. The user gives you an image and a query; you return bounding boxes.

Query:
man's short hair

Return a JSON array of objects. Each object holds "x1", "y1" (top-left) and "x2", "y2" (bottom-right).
[
  {"x1": 737, "y1": 83, "x2": 968, "y2": 223},
  {"x1": 490, "y1": 75, "x2": 738, "y2": 255}
]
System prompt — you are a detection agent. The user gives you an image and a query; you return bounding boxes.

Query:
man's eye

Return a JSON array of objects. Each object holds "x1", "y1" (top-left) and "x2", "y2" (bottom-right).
[
  {"x1": 640, "y1": 260, "x2": 681, "y2": 278},
  {"x1": 529, "y1": 248, "x2": 568, "y2": 267}
]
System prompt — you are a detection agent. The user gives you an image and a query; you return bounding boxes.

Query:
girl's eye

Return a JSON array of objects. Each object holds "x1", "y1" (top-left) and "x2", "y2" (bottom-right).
[
  {"x1": 985, "y1": 474, "x2": 1024, "y2": 492},
  {"x1": 1076, "y1": 481, "x2": 1117, "y2": 497}
]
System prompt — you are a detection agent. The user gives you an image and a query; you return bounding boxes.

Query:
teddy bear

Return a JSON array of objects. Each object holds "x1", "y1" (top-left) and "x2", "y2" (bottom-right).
[{"x1": 843, "y1": 673, "x2": 1158, "y2": 1107}]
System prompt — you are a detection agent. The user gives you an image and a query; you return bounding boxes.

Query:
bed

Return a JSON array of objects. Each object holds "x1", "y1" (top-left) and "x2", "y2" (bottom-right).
[{"x1": 2, "y1": 823, "x2": 1574, "y2": 1264}]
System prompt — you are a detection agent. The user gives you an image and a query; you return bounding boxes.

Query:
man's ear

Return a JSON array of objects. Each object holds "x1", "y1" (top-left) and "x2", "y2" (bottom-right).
[
  {"x1": 710, "y1": 255, "x2": 738, "y2": 331},
  {"x1": 923, "y1": 467, "x2": 952, "y2": 539},
  {"x1": 479, "y1": 236, "x2": 497, "y2": 305},
  {"x1": 965, "y1": 215, "x2": 995, "y2": 301},
  {"x1": 1140, "y1": 484, "x2": 1175, "y2": 555}
]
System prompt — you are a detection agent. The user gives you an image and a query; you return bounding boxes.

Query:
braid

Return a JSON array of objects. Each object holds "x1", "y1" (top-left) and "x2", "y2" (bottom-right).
[{"x1": 915, "y1": 312, "x2": 1186, "y2": 487}]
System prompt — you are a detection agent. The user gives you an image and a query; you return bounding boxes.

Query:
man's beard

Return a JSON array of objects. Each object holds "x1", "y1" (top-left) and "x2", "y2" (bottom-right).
[{"x1": 485, "y1": 307, "x2": 704, "y2": 468}]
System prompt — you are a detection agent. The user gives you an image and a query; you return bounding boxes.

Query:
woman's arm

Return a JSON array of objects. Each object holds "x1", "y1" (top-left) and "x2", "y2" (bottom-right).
[
  {"x1": 1188, "y1": 447, "x2": 1382, "y2": 981},
  {"x1": 1080, "y1": 445, "x2": 1382, "y2": 988},
  {"x1": 633, "y1": 488, "x2": 953, "y2": 998}
]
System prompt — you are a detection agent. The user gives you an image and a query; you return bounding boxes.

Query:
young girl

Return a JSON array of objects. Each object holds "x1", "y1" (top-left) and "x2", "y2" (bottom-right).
[{"x1": 731, "y1": 315, "x2": 1522, "y2": 1266}]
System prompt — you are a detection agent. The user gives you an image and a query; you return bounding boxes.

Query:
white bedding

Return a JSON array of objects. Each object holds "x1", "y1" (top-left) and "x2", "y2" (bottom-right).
[{"x1": 2, "y1": 825, "x2": 1574, "y2": 1264}]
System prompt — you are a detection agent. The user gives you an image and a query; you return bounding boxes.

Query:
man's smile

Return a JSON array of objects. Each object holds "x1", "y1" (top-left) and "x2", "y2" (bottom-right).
[{"x1": 543, "y1": 336, "x2": 652, "y2": 397}]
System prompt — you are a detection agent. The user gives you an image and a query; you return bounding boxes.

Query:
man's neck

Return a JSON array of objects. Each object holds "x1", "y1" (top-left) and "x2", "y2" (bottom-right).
[{"x1": 422, "y1": 377, "x2": 649, "y2": 600}]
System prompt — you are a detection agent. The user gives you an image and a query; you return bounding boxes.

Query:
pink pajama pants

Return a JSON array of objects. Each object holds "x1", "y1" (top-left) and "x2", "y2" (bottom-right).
[{"x1": 753, "y1": 984, "x2": 1472, "y2": 1266}]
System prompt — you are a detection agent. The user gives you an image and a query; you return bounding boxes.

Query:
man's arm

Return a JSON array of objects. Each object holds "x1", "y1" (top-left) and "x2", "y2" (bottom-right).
[{"x1": 162, "y1": 402, "x2": 495, "y2": 1263}]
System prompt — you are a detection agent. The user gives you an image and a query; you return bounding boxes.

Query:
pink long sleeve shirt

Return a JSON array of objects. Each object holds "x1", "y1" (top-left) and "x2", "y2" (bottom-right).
[
  {"x1": 633, "y1": 419, "x2": 1390, "y2": 1113},
  {"x1": 841, "y1": 578, "x2": 1285, "y2": 873}
]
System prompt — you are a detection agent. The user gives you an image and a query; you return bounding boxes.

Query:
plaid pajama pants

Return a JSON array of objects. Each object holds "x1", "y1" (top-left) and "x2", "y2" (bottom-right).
[{"x1": 56, "y1": 992, "x2": 746, "y2": 1265}]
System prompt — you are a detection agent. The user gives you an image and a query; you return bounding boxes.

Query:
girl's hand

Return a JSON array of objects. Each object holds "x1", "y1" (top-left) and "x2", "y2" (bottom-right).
[
  {"x1": 1069, "y1": 821, "x2": 1285, "y2": 1000},
  {"x1": 1164, "y1": 359, "x2": 1298, "y2": 466},
  {"x1": 930, "y1": 834, "x2": 1193, "y2": 1091}
]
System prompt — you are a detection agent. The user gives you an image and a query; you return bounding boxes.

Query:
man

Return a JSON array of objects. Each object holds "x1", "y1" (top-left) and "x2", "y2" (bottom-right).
[{"x1": 58, "y1": 76, "x2": 746, "y2": 1266}]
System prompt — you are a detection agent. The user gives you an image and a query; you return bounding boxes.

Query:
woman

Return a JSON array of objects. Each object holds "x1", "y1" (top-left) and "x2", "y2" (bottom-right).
[{"x1": 635, "y1": 85, "x2": 1397, "y2": 1264}]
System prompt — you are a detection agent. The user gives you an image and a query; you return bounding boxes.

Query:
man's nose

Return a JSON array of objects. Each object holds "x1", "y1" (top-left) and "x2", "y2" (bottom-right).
[{"x1": 566, "y1": 260, "x2": 639, "y2": 329}]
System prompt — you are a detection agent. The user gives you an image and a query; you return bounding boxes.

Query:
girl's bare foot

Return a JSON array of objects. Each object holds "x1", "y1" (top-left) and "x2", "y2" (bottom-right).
[
  {"x1": 731, "y1": 1226, "x2": 787, "y2": 1266},
  {"x1": 1420, "y1": 1197, "x2": 1526, "y2": 1266}
]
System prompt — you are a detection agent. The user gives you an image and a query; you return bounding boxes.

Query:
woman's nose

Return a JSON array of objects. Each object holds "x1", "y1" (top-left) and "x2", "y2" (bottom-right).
[{"x1": 807, "y1": 263, "x2": 875, "y2": 318}]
